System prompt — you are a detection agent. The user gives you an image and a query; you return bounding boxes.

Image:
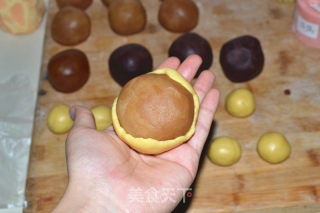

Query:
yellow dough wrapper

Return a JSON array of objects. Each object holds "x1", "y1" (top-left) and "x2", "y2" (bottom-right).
[{"x1": 0, "y1": 0, "x2": 45, "y2": 34}]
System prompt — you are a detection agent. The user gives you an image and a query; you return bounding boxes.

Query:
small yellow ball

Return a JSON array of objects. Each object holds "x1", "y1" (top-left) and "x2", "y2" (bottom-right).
[
  {"x1": 225, "y1": 88, "x2": 255, "y2": 118},
  {"x1": 257, "y1": 132, "x2": 291, "y2": 164},
  {"x1": 47, "y1": 104, "x2": 73, "y2": 134},
  {"x1": 207, "y1": 136, "x2": 242, "y2": 166},
  {"x1": 91, "y1": 105, "x2": 112, "y2": 131}
]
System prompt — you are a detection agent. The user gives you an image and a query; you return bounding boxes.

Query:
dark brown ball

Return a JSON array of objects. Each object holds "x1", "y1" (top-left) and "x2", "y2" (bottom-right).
[
  {"x1": 56, "y1": 0, "x2": 93, "y2": 10},
  {"x1": 158, "y1": 0, "x2": 199, "y2": 33},
  {"x1": 169, "y1": 33, "x2": 213, "y2": 77},
  {"x1": 109, "y1": 44, "x2": 153, "y2": 86},
  {"x1": 220, "y1": 35, "x2": 264, "y2": 82},
  {"x1": 48, "y1": 49, "x2": 90, "y2": 93},
  {"x1": 51, "y1": 7, "x2": 91, "y2": 46},
  {"x1": 108, "y1": 0, "x2": 146, "y2": 35}
]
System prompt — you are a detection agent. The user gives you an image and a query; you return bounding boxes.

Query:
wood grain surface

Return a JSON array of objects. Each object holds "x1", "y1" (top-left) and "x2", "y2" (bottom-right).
[{"x1": 24, "y1": 0, "x2": 320, "y2": 212}]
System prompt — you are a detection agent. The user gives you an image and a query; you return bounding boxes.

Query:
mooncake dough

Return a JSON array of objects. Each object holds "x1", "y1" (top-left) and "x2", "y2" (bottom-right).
[
  {"x1": 207, "y1": 136, "x2": 242, "y2": 166},
  {"x1": 91, "y1": 105, "x2": 112, "y2": 131},
  {"x1": 0, "y1": 0, "x2": 45, "y2": 34},
  {"x1": 257, "y1": 132, "x2": 291, "y2": 164},
  {"x1": 47, "y1": 104, "x2": 73, "y2": 134},
  {"x1": 225, "y1": 88, "x2": 255, "y2": 118}
]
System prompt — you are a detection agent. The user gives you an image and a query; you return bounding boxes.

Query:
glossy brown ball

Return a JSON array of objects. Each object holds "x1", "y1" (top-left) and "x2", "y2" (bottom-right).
[
  {"x1": 51, "y1": 7, "x2": 91, "y2": 46},
  {"x1": 108, "y1": 0, "x2": 146, "y2": 35},
  {"x1": 48, "y1": 49, "x2": 90, "y2": 93},
  {"x1": 56, "y1": 0, "x2": 93, "y2": 10},
  {"x1": 158, "y1": 0, "x2": 199, "y2": 33}
]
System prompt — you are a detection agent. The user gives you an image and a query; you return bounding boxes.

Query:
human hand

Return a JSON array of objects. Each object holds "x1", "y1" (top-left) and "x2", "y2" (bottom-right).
[{"x1": 53, "y1": 55, "x2": 220, "y2": 213}]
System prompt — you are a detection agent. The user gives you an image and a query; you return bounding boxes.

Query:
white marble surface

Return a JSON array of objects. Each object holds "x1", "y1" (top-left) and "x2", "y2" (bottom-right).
[{"x1": 0, "y1": 0, "x2": 48, "y2": 211}]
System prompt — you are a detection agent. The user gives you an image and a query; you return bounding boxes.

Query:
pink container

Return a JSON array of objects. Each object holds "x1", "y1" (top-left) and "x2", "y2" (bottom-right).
[{"x1": 292, "y1": 0, "x2": 320, "y2": 48}]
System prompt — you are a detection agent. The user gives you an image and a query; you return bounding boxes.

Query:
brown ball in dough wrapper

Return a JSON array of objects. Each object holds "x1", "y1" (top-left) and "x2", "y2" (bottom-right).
[{"x1": 116, "y1": 74, "x2": 194, "y2": 141}]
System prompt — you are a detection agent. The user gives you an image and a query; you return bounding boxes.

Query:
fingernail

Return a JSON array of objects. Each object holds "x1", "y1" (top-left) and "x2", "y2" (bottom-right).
[{"x1": 69, "y1": 106, "x2": 76, "y2": 121}]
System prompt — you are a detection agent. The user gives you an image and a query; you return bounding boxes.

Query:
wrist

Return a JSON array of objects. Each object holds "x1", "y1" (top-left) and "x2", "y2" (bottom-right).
[{"x1": 52, "y1": 179, "x2": 125, "y2": 213}]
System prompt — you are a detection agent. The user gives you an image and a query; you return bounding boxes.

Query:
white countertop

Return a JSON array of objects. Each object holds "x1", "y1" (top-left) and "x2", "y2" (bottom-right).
[{"x1": 0, "y1": 1, "x2": 48, "y2": 212}]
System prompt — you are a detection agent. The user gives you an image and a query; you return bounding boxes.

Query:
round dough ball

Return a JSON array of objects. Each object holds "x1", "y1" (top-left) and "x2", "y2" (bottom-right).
[
  {"x1": 47, "y1": 104, "x2": 73, "y2": 134},
  {"x1": 108, "y1": 43, "x2": 153, "y2": 86},
  {"x1": 158, "y1": 0, "x2": 199, "y2": 33},
  {"x1": 207, "y1": 136, "x2": 242, "y2": 166},
  {"x1": 168, "y1": 32, "x2": 213, "y2": 77},
  {"x1": 56, "y1": 0, "x2": 93, "y2": 10},
  {"x1": 108, "y1": 0, "x2": 146, "y2": 35},
  {"x1": 225, "y1": 88, "x2": 255, "y2": 118},
  {"x1": 48, "y1": 49, "x2": 90, "y2": 93},
  {"x1": 257, "y1": 132, "x2": 291, "y2": 164},
  {"x1": 91, "y1": 105, "x2": 112, "y2": 131},
  {"x1": 220, "y1": 35, "x2": 264, "y2": 83},
  {"x1": 51, "y1": 7, "x2": 90, "y2": 46}
]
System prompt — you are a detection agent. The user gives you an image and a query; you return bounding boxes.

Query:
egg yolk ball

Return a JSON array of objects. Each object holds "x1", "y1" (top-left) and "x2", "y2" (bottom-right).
[
  {"x1": 225, "y1": 88, "x2": 255, "y2": 118},
  {"x1": 91, "y1": 105, "x2": 112, "y2": 131},
  {"x1": 47, "y1": 104, "x2": 73, "y2": 134},
  {"x1": 207, "y1": 136, "x2": 242, "y2": 166},
  {"x1": 257, "y1": 132, "x2": 291, "y2": 164}
]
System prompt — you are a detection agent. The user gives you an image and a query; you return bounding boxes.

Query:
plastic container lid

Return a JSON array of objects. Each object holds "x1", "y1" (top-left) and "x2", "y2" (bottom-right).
[{"x1": 292, "y1": 0, "x2": 320, "y2": 48}]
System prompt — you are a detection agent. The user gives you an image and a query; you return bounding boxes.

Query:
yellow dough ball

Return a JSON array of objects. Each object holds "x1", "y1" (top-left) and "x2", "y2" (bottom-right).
[
  {"x1": 91, "y1": 105, "x2": 112, "y2": 131},
  {"x1": 257, "y1": 132, "x2": 291, "y2": 164},
  {"x1": 225, "y1": 88, "x2": 255, "y2": 118},
  {"x1": 47, "y1": 104, "x2": 73, "y2": 134},
  {"x1": 207, "y1": 136, "x2": 242, "y2": 166}
]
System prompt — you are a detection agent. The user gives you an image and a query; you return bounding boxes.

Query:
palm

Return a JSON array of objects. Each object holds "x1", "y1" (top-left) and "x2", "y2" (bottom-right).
[
  {"x1": 67, "y1": 126, "x2": 199, "y2": 212},
  {"x1": 65, "y1": 55, "x2": 219, "y2": 213}
]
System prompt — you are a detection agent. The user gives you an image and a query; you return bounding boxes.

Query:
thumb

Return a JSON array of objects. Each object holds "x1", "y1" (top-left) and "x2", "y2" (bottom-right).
[{"x1": 69, "y1": 106, "x2": 96, "y2": 129}]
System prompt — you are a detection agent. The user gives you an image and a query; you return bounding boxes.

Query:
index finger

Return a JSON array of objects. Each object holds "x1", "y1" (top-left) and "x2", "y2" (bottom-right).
[
  {"x1": 177, "y1": 55, "x2": 202, "y2": 82},
  {"x1": 157, "y1": 56, "x2": 180, "y2": 70}
]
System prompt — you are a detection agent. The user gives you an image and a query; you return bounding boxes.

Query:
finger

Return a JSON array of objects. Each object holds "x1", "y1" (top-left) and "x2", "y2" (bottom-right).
[
  {"x1": 177, "y1": 55, "x2": 202, "y2": 82},
  {"x1": 70, "y1": 106, "x2": 96, "y2": 130},
  {"x1": 193, "y1": 70, "x2": 215, "y2": 103},
  {"x1": 157, "y1": 56, "x2": 180, "y2": 70},
  {"x1": 189, "y1": 89, "x2": 220, "y2": 156}
]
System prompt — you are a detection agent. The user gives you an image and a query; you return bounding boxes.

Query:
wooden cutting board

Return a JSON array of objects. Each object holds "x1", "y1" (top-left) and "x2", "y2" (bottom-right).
[{"x1": 24, "y1": 0, "x2": 320, "y2": 212}]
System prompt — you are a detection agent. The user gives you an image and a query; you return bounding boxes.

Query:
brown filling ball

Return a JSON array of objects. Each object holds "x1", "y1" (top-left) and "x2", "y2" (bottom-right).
[
  {"x1": 48, "y1": 49, "x2": 90, "y2": 93},
  {"x1": 158, "y1": 0, "x2": 199, "y2": 33},
  {"x1": 220, "y1": 35, "x2": 264, "y2": 82},
  {"x1": 116, "y1": 74, "x2": 194, "y2": 141},
  {"x1": 56, "y1": 0, "x2": 93, "y2": 10},
  {"x1": 108, "y1": 0, "x2": 146, "y2": 35},
  {"x1": 51, "y1": 7, "x2": 91, "y2": 46}
]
